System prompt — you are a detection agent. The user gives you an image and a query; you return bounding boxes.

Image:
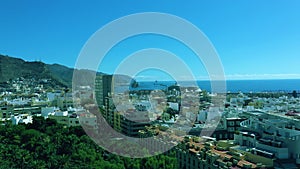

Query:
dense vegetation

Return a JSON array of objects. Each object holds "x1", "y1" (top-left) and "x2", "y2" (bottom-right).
[{"x1": 0, "y1": 117, "x2": 178, "y2": 169}]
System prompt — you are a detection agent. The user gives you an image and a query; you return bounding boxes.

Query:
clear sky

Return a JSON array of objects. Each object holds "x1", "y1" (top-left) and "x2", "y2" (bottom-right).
[{"x1": 1, "y1": 0, "x2": 300, "y2": 80}]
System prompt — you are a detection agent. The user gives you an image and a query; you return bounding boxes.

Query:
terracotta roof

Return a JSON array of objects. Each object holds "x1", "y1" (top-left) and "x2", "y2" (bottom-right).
[
  {"x1": 211, "y1": 149, "x2": 232, "y2": 160},
  {"x1": 237, "y1": 160, "x2": 256, "y2": 168}
]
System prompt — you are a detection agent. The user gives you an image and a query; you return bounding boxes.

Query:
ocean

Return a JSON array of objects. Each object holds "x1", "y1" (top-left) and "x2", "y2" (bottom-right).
[{"x1": 126, "y1": 79, "x2": 300, "y2": 93}]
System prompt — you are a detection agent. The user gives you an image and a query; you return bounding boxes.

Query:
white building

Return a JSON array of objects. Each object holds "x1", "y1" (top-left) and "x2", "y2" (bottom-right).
[
  {"x1": 235, "y1": 112, "x2": 300, "y2": 164},
  {"x1": 168, "y1": 102, "x2": 179, "y2": 111},
  {"x1": 11, "y1": 114, "x2": 33, "y2": 125}
]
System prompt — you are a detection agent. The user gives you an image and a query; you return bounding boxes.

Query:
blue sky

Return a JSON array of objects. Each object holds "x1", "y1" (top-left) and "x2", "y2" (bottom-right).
[{"x1": 1, "y1": 0, "x2": 300, "y2": 80}]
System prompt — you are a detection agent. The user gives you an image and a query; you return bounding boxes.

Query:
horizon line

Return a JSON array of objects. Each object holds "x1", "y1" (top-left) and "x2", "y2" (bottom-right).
[{"x1": 134, "y1": 78, "x2": 300, "y2": 82}]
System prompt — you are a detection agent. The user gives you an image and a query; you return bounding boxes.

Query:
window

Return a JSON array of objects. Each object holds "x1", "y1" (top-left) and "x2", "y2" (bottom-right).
[
  {"x1": 228, "y1": 127, "x2": 235, "y2": 132},
  {"x1": 228, "y1": 121, "x2": 235, "y2": 126}
]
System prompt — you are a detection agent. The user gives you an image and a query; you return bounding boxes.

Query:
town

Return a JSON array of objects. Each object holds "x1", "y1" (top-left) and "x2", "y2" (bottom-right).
[{"x1": 1, "y1": 74, "x2": 300, "y2": 169}]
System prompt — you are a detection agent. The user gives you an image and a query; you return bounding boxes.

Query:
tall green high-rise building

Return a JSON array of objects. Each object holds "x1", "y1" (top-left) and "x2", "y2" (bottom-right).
[{"x1": 95, "y1": 75, "x2": 113, "y2": 107}]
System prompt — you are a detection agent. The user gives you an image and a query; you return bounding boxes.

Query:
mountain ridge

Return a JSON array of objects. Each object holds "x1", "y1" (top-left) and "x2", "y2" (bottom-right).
[
  {"x1": 0, "y1": 54, "x2": 97, "y2": 88},
  {"x1": 0, "y1": 54, "x2": 134, "y2": 89}
]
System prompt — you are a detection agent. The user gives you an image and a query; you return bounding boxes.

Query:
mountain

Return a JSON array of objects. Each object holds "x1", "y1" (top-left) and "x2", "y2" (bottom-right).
[
  {"x1": 0, "y1": 54, "x2": 96, "y2": 88},
  {"x1": 46, "y1": 63, "x2": 74, "y2": 87}
]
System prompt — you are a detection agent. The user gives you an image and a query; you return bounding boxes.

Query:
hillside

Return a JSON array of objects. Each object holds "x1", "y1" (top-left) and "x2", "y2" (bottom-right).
[
  {"x1": 0, "y1": 54, "x2": 96, "y2": 88},
  {"x1": 0, "y1": 54, "x2": 137, "y2": 89}
]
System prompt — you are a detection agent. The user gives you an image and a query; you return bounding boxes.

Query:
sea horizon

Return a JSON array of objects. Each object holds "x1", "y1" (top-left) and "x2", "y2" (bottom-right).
[{"x1": 130, "y1": 79, "x2": 300, "y2": 93}]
